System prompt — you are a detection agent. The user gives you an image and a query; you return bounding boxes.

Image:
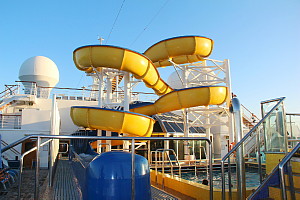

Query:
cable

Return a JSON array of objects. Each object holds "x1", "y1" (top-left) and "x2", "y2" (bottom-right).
[
  {"x1": 75, "y1": 74, "x2": 84, "y2": 88},
  {"x1": 106, "y1": 0, "x2": 126, "y2": 44},
  {"x1": 129, "y1": 0, "x2": 170, "y2": 47}
]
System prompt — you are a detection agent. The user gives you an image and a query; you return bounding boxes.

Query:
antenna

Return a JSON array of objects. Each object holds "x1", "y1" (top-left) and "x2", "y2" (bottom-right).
[{"x1": 97, "y1": 35, "x2": 105, "y2": 45}]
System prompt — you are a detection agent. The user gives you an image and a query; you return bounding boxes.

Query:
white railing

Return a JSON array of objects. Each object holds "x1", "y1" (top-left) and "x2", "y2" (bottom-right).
[{"x1": 0, "y1": 114, "x2": 21, "y2": 129}]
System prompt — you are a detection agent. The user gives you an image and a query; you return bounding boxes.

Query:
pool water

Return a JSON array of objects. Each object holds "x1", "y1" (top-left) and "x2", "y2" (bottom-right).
[{"x1": 179, "y1": 169, "x2": 262, "y2": 189}]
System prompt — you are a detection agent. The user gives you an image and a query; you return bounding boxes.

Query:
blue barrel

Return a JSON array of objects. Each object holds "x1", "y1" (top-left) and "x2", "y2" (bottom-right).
[{"x1": 86, "y1": 151, "x2": 152, "y2": 200}]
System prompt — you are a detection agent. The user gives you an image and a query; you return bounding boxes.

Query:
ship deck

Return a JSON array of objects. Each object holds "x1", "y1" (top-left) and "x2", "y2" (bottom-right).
[{"x1": 50, "y1": 158, "x2": 180, "y2": 200}]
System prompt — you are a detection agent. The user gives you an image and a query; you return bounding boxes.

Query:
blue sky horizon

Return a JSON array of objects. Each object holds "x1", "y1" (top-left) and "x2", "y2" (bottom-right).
[{"x1": 0, "y1": 0, "x2": 299, "y2": 115}]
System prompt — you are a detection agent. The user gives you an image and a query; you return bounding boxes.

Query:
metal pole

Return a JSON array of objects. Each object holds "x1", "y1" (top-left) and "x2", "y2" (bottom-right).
[
  {"x1": 131, "y1": 139, "x2": 135, "y2": 200},
  {"x1": 18, "y1": 157, "x2": 24, "y2": 200},
  {"x1": 281, "y1": 101, "x2": 288, "y2": 153},
  {"x1": 257, "y1": 129, "x2": 263, "y2": 183},
  {"x1": 48, "y1": 139, "x2": 53, "y2": 187},
  {"x1": 123, "y1": 72, "x2": 130, "y2": 150},
  {"x1": 231, "y1": 98, "x2": 246, "y2": 200},
  {"x1": 279, "y1": 164, "x2": 287, "y2": 200},
  {"x1": 35, "y1": 137, "x2": 41, "y2": 200},
  {"x1": 97, "y1": 68, "x2": 103, "y2": 108},
  {"x1": 208, "y1": 141, "x2": 213, "y2": 200},
  {"x1": 147, "y1": 141, "x2": 151, "y2": 164},
  {"x1": 17, "y1": 139, "x2": 52, "y2": 199},
  {"x1": 183, "y1": 109, "x2": 190, "y2": 160},
  {"x1": 228, "y1": 157, "x2": 232, "y2": 200},
  {"x1": 49, "y1": 94, "x2": 56, "y2": 187},
  {"x1": 287, "y1": 161, "x2": 296, "y2": 200}
]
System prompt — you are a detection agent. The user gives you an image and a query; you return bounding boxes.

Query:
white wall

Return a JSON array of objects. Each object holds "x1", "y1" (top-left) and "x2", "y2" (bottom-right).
[{"x1": 1, "y1": 98, "x2": 98, "y2": 168}]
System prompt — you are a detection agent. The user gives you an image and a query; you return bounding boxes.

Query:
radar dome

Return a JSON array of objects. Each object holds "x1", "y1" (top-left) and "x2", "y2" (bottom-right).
[
  {"x1": 19, "y1": 56, "x2": 59, "y2": 87},
  {"x1": 167, "y1": 69, "x2": 216, "y2": 89}
]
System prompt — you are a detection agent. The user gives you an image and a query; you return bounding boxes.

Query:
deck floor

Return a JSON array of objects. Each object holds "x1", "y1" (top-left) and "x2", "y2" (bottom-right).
[
  {"x1": 53, "y1": 158, "x2": 179, "y2": 200},
  {"x1": 53, "y1": 159, "x2": 81, "y2": 200}
]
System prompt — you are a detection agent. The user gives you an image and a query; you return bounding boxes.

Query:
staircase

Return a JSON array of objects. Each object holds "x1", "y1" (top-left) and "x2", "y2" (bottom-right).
[
  {"x1": 111, "y1": 75, "x2": 124, "y2": 93},
  {"x1": 221, "y1": 97, "x2": 300, "y2": 200},
  {"x1": 249, "y1": 143, "x2": 300, "y2": 200}
]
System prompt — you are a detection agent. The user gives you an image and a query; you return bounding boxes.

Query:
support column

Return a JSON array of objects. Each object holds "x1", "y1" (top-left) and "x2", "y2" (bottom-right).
[
  {"x1": 95, "y1": 68, "x2": 104, "y2": 153},
  {"x1": 123, "y1": 72, "x2": 130, "y2": 150},
  {"x1": 205, "y1": 108, "x2": 211, "y2": 161}
]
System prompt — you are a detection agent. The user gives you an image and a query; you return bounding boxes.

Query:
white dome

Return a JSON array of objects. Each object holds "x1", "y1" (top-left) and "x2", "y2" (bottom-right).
[
  {"x1": 167, "y1": 69, "x2": 216, "y2": 89},
  {"x1": 19, "y1": 56, "x2": 59, "y2": 87}
]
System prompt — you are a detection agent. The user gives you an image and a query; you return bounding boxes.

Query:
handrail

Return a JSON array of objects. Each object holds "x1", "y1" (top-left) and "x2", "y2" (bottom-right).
[
  {"x1": 0, "y1": 85, "x2": 19, "y2": 98},
  {"x1": 1, "y1": 140, "x2": 20, "y2": 155},
  {"x1": 260, "y1": 97, "x2": 285, "y2": 104},
  {"x1": 154, "y1": 148, "x2": 181, "y2": 189},
  {"x1": 18, "y1": 139, "x2": 53, "y2": 200},
  {"x1": 221, "y1": 97, "x2": 285, "y2": 200},
  {"x1": 247, "y1": 165, "x2": 280, "y2": 199},
  {"x1": 279, "y1": 142, "x2": 300, "y2": 200},
  {"x1": 248, "y1": 142, "x2": 300, "y2": 200},
  {"x1": 2, "y1": 135, "x2": 214, "y2": 200},
  {"x1": 222, "y1": 97, "x2": 285, "y2": 160},
  {"x1": 1, "y1": 135, "x2": 32, "y2": 153},
  {"x1": 286, "y1": 113, "x2": 300, "y2": 116}
]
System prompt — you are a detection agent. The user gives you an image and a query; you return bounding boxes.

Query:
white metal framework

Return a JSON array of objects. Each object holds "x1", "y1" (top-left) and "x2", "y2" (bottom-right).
[{"x1": 169, "y1": 59, "x2": 232, "y2": 158}]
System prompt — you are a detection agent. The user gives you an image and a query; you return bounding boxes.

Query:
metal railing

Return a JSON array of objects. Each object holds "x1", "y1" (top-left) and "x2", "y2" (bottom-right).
[
  {"x1": 241, "y1": 104, "x2": 260, "y2": 128},
  {"x1": 248, "y1": 142, "x2": 300, "y2": 200},
  {"x1": 278, "y1": 142, "x2": 299, "y2": 200},
  {"x1": 18, "y1": 139, "x2": 53, "y2": 200},
  {"x1": 0, "y1": 81, "x2": 156, "y2": 104},
  {"x1": 221, "y1": 97, "x2": 286, "y2": 200},
  {"x1": 153, "y1": 149, "x2": 181, "y2": 189},
  {"x1": 286, "y1": 113, "x2": 300, "y2": 149},
  {"x1": 1, "y1": 139, "x2": 20, "y2": 159},
  {"x1": 0, "y1": 114, "x2": 22, "y2": 129},
  {"x1": 2, "y1": 134, "x2": 214, "y2": 200},
  {"x1": 0, "y1": 84, "x2": 20, "y2": 99}
]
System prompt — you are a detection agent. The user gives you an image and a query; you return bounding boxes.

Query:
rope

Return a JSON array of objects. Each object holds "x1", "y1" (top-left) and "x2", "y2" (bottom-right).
[
  {"x1": 106, "y1": 0, "x2": 126, "y2": 44},
  {"x1": 129, "y1": 0, "x2": 170, "y2": 47}
]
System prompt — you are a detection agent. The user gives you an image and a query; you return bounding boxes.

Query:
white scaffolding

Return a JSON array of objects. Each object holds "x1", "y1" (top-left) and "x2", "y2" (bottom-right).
[{"x1": 169, "y1": 59, "x2": 233, "y2": 158}]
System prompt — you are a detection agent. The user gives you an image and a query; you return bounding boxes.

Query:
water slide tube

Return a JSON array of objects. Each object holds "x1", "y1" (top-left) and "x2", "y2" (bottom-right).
[
  {"x1": 130, "y1": 86, "x2": 227, "y2": 116},
  {"x1": 70, "y1": 107, "x2": 155, "y2": 137},
  {"x1": 144, "y1": 36, "x2": 214, "y2": 67},
  {"x1": 71, "y1": 36, "x2": 227, "y2": 141},
  {"x1": 73, "y1": 45, "x2": 173, "y2": 96}
]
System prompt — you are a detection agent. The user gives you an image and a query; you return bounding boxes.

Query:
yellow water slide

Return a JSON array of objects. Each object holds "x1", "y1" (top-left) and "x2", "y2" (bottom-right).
[
  {"x1": 70, "y1": 107, "x2": 155, "y2": 137},
  {"x1": 144, "y1": 36, "x2": 214, "y2": 67},
  {"x1": 73, "y1": 45, "x2": 172, "y2": 96},
  {"x1": 71, "y1": 36, "x2": 227, "y2": 140},
  {"x1": 130, "y1": 86, "x2": 227, "y2": 116}
]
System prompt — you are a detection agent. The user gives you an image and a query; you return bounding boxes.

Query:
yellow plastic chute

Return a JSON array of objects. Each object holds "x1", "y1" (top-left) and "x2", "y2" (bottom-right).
[
  {"x1": 71, "y1": 35, "x2": 228, "y2": 145},
  {"x1": 130, "y1": 86, "x2": 228, "y2": 116},
  {"x1": 144, "y1": 36, "x2": 213, "y2": 67},
  {"x1": 73, "y1": 45, "x2": 173, "y2": 96},
  {"x1": 70, "y1": 107, "x2": 155, "y2": 137}
]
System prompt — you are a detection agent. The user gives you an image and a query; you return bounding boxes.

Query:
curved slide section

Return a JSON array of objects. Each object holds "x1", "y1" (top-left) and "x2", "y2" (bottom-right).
[
  {"x1": 71, "y1": 36, "x2": 228, "y2": 146},
  {"x1": 130, "y1": 86, "x2": 228, "y2": 116},
  {"x1": 73, "y1": 45, "x2": 173, "y2": 96},
  {"x1": 144, "y1": 36, "x2": 213, "y2": 68},
  {"x1": 71, "y1": 107, "x2": 155, "y2": 137}
]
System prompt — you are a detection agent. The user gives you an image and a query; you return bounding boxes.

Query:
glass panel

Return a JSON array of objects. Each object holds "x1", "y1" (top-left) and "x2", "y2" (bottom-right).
[
  {"x1": 163, "y1": 122, "x2": 175, "y2": 132},
  {"x1": 153, "y1": 121, "x2": 163, "y2": 132},
  {"x1": 286, "y1": 114, "x2": 300, "y2": 149},
  {"x1": 262, "y1": 101, "x2": 287, "y2": 153},
  {"x1": 168, "y1": 122, "x2": 182, "y2": 132}
]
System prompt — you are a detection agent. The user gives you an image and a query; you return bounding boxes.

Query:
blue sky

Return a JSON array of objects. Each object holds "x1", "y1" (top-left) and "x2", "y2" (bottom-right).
[{"x1": 0, "y1": 0, "x2": 299, "y2": 115}]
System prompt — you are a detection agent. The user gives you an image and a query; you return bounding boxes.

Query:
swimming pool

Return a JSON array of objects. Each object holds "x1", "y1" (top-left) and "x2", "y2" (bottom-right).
[{"x1": 179, "y1": 168, "x2": 263, "y2": 189}]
